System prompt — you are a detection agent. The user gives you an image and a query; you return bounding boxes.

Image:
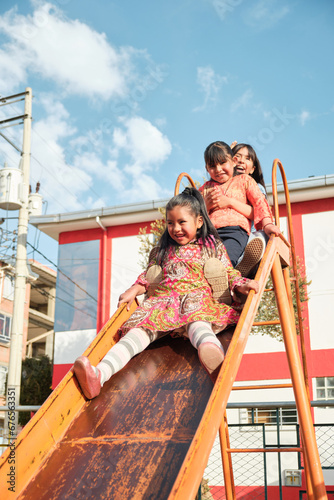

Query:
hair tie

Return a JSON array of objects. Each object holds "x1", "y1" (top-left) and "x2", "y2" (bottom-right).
[{"x1": 182, "y1": 187, "x2": 194, "y2": 196}]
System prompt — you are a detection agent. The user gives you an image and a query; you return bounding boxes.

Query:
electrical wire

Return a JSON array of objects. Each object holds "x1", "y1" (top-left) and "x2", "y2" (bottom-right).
[
  {"x1": 0, "y1": 229, "x2": 98, "y2": 304},
  {"x1": 26, "y1": 241, "x2": 98, "y2": 302},
  {"x1": 32, "y1": 127, "x2": 102, "y2": 201},
  {"x1": 30, "y1": 282, "x2": 97, "y2": 321},
  {"x1": 5, "y1": 99, "x2": 103, "y2": 208},
  {"x1": 0, "y1": 127, "x2": 71, "y2": 213}
]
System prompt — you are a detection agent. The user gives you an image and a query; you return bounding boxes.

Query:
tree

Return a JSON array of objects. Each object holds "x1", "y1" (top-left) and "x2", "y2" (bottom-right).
[
  {"x1": 19, "y1": 355, "x2": 52, "y2": 426},
  {"x1": 252, "y1": 258, "x2": 310, "y2": 341}
]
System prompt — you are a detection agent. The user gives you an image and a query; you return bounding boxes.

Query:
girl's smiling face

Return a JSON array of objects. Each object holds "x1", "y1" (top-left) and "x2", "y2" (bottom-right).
[
  {"x1": 167, "y1": 205, "x2": 203, "y2": 245},
  {"x1": 233, "y1": 146, "x2": 255, "y2": 175},
  {"x1": 206, "y1": 157, "x2": 235, "y2": 184}
]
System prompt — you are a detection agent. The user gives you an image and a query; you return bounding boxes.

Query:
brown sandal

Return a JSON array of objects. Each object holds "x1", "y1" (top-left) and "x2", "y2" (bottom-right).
[
  {"x1": 204, "y1": 257, "x2": 231, "y2": 305},
  {"x1": 236, "y1": 237, "x2": 265, "y2": 277},
  {"x1": 146, "y1": 264, "x2": 163, "y2": 297}
]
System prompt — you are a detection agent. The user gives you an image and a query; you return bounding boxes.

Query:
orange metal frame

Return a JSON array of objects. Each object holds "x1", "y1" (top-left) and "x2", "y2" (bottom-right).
[{"x1": 169, "y1": 165, "x2": 327, "y2": 499}]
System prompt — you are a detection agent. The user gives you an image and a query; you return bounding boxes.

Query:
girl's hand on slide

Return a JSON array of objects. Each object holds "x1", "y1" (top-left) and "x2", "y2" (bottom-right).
[
  {"x1": 236, "y1": 280, "x2": 259, "y2": 296},
  {"x1": 264, "y1": 223, "x2": 281, "y2": 237},
  {"x1": 118, "y1": 288, "x2": 137, "y2": 310}
]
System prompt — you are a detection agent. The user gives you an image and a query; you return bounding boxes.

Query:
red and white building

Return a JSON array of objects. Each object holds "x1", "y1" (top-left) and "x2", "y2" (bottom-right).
[{"x1": 31, "y1": 174, "x2": 334, "y2": 497}]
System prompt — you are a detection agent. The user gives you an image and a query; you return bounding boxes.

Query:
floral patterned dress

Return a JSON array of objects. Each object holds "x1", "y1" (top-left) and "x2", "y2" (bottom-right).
[
  {"x1": 199, "y1": 174, "x2": 273, "y2": 234},
  {"x1": 119, "y1": 239, "x2": 248, "y2": 338}
]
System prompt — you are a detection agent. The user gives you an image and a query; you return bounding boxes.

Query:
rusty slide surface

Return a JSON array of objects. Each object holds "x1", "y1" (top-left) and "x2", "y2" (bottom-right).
[
  {"x1": 0, "y1": 236, "x2": 289, "y2": 500},
  {"x1": 0, "y1": 299, "x2": 213, "y2": 499}
]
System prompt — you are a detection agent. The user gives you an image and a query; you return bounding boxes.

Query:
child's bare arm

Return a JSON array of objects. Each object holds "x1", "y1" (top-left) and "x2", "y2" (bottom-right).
[{"x1": 118, "y1": 283, "x2": 146, "y2": 310}]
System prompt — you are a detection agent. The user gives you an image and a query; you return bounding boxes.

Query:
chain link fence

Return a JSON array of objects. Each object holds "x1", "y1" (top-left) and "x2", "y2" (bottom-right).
[{"x1": 199, "y1": 404, "x2": 334, "y2": 500}]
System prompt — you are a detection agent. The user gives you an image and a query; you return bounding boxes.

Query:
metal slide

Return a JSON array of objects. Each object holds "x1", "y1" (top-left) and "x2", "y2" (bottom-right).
[{"x1": 0, "y1": 233, "x2": 290, "y2": 500}]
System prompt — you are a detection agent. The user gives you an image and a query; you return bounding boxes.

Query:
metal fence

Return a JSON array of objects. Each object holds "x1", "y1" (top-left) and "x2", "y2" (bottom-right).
[{"x1": 200, "y1": 402, "x2": 334, "y2": 500}]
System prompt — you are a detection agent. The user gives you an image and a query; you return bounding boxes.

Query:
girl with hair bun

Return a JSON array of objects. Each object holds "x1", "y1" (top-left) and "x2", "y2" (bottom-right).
[{"x1": 74, "y1": 187, "x2": 258, "y2": 398}]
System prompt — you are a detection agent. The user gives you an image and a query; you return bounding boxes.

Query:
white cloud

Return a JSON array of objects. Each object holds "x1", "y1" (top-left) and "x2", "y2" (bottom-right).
[
  {"x1": 230, "y1": 89, "x2": 253, "y2": 112},
  {"x1": 299, "y1": 110, "x2": 311, "y2": 126},
  {"x1": 244, "y1": 0, "x2": 289, "y2": 29},
  {"x1": 12, "y1": 102, "x2": 171, "y2": 211},
  {"x1": 121, "y1": 172, "x2": 167, "y2": 202},
  {"x1": 0, "y1": 4, "x2": 173, "y2": 212},
  {"x1": 74, "y1": 152, "x2": 125, "y2": 192},
  {"x1": 0, "y1": 47, "x2": 27, "y2": 95},
  {"x1": 28, "y1": 96, "x2": 98, "y2": 212},
  {"x1": 113, "y1": 116, "x2": 172, "y2": 167},
  {"x1": 193, "y1": 66, "x2": 227, "y2": 112},
  {"x1": 0, "y1": 3, "x2": 146, "y2": 99}
]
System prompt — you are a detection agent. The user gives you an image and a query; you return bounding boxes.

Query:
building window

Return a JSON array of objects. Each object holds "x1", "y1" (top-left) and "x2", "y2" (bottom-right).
[
  {"x1": 240, "y1": 407, "x2": 298, "y2": 427},
  {"x1": 0, "y1": 365, "x2": 8, "y2": 396},
  {"x1": 54, "y1": 240, "x2": 99, "y2": 332},
  {"x1": 316, "y1": 377, "x2": 334, "y2": 400},
  {"x1": 0, "y1": 313, "x2": 11, "y2": 343}
]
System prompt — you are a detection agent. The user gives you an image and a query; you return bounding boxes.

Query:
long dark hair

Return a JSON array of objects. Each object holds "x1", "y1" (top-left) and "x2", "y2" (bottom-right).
[
  {"x1": 232, "y1": 143, "x2": 266, "y2": 193},
  {"x1": 156, "y1": 187, "x2": 220, "y2": 265},
  {"x1": 204, "y1": 141, "x2": 233, "y2": 169}
]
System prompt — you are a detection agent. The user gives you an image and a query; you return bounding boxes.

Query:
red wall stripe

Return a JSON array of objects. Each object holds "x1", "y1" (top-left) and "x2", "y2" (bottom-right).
[
  {"x1": 278, "y1": 196, "x2": 334, "y2": 218},
  {"x1": 52, "y1": 364, "x2": 73, "y2": 389},
  {"x1": 59, "y1": 228, "x2": 102, "y2": 244},
  {"x1": 236, "y1": 351, "x2": 290, "y2": 381}
]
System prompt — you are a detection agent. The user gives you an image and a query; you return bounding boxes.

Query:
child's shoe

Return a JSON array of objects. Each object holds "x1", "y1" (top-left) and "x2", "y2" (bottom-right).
[
  {"x1": 198, "y1": 342, "x2": 225, "y2": 379},
  {"x1": 204, "y1": 257, "x2": 231, "y2": 304},
  {"x1": 73, "y1": 356, "x2": 102, "y2": 399},
  {"x1": 235, "y1": 236, "x2": 265, "y2": 277},
  {"x1": 146, "y1": 264, "x2": 163, "y2": 297}
]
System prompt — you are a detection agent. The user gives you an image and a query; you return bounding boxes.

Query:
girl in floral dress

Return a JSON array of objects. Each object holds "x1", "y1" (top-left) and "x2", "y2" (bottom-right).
[{"x1": 74, "y1": 188, "x2": 258, "y2": 399}]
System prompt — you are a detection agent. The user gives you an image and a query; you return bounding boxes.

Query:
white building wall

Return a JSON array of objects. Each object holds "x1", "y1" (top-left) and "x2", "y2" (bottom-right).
[
  {"x1": 110, "y1": 234, "x2": 147, "y2": 314},
  {"x1": 302, "y1": 210, "x2": 334, "y2": 351},
  {"x1": 53, "y1": 329, "x2": 96, "y2": 365}
]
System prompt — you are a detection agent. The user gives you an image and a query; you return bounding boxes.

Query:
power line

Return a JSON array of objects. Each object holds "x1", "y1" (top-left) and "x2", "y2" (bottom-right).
[
  {"x1": 0, "y1": 127, "x2": 72, "y2": 213},
  {"x1": 30, "y1": 282, "x2": 97, "y2": 321},
  {"x1": 30, "y1": 153, "x2": 88, "y2": 211},
  {"x1": 32, "y1": 127, "x2": 102, "y2": 201},
  {"x1": 26, "y1": 240, "x2": 98, "y2": 302},
  {"x1": 5, "y1": 99, "x2": 103, "y2": 208},
  {"x1": 0, "y1": 228, "x2": 98, "y2": 304},
  {"x1": 0, "y1": 114, "x2": 87, "y2": 213}
]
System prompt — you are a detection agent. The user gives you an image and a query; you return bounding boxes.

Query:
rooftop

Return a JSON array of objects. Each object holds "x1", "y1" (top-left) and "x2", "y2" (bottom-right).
[{"x1": 30, "y1": 174, "x2": 334, "y2": 241}]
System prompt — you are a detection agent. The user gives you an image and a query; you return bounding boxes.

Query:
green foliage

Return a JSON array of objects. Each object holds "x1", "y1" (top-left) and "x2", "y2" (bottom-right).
[
  {"x1": 195, "y1": 478, "x2": 213, "y2": 499},
  {"x1": 19, "y1": 355, "x2": 52, "y2": 426},
  {"x1": 138, "y1": 206, "x2": 166, "y2": 269},
  {"x1": 253, "y1": 257, "x2": 311, "y2": 341}
]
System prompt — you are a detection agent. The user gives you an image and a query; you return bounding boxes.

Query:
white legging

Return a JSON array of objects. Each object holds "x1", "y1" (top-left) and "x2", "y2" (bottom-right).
[{"x1": 96, "y1": 321, "x2": 222, "y2": 385}]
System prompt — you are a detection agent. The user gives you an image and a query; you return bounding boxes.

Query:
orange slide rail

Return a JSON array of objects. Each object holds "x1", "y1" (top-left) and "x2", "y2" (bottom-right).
[
  {"x1": 0, "y1": 302, "x2": 137, "y2": 498},
  {"x1": 168, "y1": 233, "x2": 290, "y2": 499}
]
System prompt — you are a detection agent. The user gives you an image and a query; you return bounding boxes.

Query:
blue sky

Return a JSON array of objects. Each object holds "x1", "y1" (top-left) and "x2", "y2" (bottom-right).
[{"x1": 0, "y1": 0, "x2": 333, "y2": 266}]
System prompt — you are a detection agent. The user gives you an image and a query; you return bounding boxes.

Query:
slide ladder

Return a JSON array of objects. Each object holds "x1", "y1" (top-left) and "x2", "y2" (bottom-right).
[{"x1": 0, "y1": 162, "x2": 326, "y2": 499}]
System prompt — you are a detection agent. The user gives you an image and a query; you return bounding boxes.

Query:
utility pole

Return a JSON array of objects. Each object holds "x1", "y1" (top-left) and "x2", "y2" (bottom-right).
[{"x1": 4, "y1": 88, "x2": 32, "y2": 441}]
